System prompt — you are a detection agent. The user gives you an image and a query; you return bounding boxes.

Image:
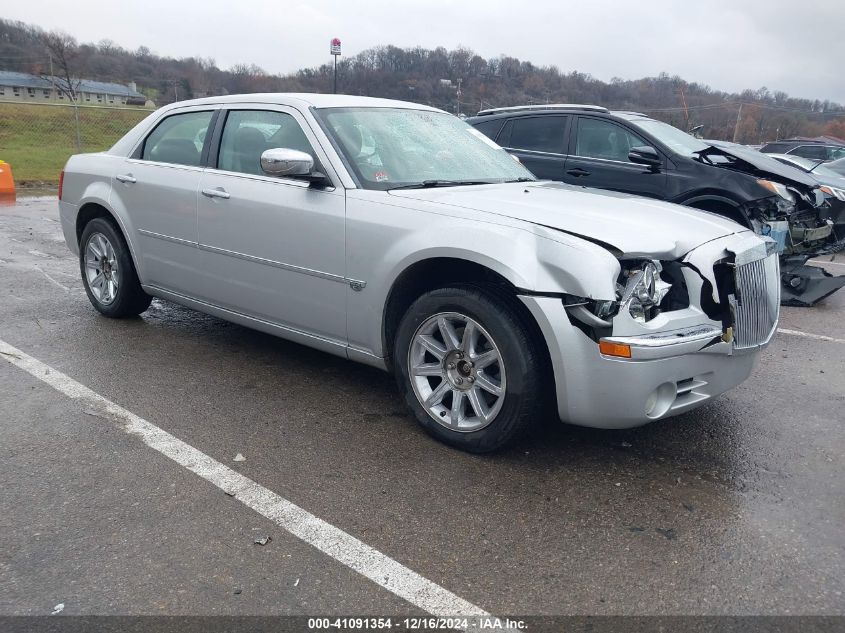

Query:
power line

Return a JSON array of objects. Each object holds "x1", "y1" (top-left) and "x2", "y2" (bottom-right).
[{"x1": 640, "y1": 100, "x2": 845, "y2": 117}]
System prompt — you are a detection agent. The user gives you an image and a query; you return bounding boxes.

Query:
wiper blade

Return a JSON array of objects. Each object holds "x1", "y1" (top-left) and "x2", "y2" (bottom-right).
[
  {"x1": 504, "y1": 177, "x2": 535, "y2": 183},
  {"x1": 388, "y1": 180, "x2": 492, "y2": 190}
]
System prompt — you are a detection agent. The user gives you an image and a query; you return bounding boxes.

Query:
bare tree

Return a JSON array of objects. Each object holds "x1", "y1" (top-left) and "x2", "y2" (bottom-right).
[
  {"x1": 40, "y1": 30, "x2": 82, "y2": 150},
  {"x1": 41, "y1": 30, "x2": 81, "y2": 101}
]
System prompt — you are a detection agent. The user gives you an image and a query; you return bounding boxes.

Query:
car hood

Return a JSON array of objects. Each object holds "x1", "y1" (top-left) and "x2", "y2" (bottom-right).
[
  {"x1": 700, "y1": 143, "x2": 819, "y2": 188},
  {"x1": 389, "y1": 181, "x2": 748, "y2": 259}
]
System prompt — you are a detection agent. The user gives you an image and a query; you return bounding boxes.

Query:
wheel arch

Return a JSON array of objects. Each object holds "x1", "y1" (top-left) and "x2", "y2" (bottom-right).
[
  {"x1": 676, "y1": 193, "x2": 750, "y2": 227},
  {"x1": 75, "y1": 200, "x2": 144, "y2": 280},
  {"x1": 381, "y1": 257, "x2": 555, "y2": 398}
]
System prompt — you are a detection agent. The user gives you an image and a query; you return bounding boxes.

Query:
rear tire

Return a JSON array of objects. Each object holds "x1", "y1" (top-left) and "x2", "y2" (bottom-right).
[
  {"x1": 394, "y1": 284, "x2": 546, "y2": 453},
  {"x1": 79, "y1": 217, "x2": 152, "y2": 318}
]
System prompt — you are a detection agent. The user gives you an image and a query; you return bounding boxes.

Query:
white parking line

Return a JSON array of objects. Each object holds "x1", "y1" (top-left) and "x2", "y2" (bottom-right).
[
  {"x1": 0, "y1": 339, "x2": 488, "y2": 619},
  {"x1": 777, "y1": 328, "x2": 845, "y2": 344}
]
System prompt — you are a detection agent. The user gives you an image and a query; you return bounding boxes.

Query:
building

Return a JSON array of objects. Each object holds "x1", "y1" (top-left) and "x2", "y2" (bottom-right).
[{"x1": 0, "y1": 71, "x2": 148, "y2": 106}]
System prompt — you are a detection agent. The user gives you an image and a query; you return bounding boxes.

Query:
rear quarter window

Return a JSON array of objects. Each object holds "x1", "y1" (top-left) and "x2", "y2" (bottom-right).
[{"x1": 472, "y1": 119, "x2": 505, "y2": 141}]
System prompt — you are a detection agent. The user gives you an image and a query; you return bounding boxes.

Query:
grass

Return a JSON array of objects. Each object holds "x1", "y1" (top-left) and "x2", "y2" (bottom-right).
[{"x1": 0, "y1": 102, "x2": 152, "y2": 185}]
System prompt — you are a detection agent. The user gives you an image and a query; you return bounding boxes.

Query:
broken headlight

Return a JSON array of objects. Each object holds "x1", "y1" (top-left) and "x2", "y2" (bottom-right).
[
  {"x1": 821, "y1": 185, "x2": 845, "y2": 202},
  {"x1": 757, "y1": 179, "x2": 795, "y2": 203},
  {"x1": 619, "y1": 260, "x2": 672, "y2": 322}
]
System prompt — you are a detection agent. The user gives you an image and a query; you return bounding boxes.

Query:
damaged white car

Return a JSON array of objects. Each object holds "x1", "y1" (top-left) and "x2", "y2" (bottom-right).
[{"x1": 58, "y1": 94, "x2": 780, "y2": 452}]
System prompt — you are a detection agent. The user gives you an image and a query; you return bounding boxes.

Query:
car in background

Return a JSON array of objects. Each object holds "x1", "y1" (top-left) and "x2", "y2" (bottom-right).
[
  {"x1": 824, "y1": 157, "x2": 845, "y2": 178},
  {"x1": 467, "y1": 105, "x2": 845, "y2": 305},
  {"x1": 59, "y1": 94, "x2": 779, "y2": 451},
  {"x1": 767, "y1": 153, "x2": 845, "y2": 235},
  {"x1": 760, "y1": 139, "x2": 845, "y2": 163}
]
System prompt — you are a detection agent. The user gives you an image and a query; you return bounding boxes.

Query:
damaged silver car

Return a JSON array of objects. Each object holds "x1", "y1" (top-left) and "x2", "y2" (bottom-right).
[{"x1": 59, "y1": 94, "x2": 779, "y2": 452}]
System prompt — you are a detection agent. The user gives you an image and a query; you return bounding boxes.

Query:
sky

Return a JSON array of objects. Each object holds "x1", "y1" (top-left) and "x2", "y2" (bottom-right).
[{"x1": 5, "y1": 0, "x2": 845, "y2": 103}]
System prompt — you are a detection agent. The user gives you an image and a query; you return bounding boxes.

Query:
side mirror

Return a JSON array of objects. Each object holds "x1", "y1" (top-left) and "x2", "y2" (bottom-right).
[
  {"x1": 260, "y1": 148, "x2": 330, "y2": 187},
  {"x1": 628, "y1": 146, "x2": 662, "y2": 169},
  {"x1": 260, "y1": 148, "x2": 314, "y2": 176}
]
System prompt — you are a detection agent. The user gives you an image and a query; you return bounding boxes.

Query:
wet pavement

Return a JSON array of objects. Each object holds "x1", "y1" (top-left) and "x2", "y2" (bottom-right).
[{"x1": 0, "y1": 196, "x2": 843, "y2": 617}]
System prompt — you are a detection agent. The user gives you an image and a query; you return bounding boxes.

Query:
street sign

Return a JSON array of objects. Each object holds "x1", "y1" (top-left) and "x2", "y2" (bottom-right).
[{"x1": 330, "y1": 38, "x2": 342, "y2": 56}]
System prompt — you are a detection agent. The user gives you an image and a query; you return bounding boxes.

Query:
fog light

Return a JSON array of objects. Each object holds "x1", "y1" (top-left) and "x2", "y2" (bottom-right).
[
  {"x1": 645, "y1": 382, "x2": 676, "y2": 419},
  {"x1": 644, "y1": 391, "x2": 658, "y2": 416}
]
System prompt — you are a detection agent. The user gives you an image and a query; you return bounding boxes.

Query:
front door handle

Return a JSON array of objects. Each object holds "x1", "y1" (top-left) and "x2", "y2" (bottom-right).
[
  {"x1": 201, "y1": 187, "x2": 230, "y2": 200},
  {"x1": 566, "y1": 168, "x2": 591, "y2": 177},
  {"x1": 115, "y1": 174, "x2": 136, "y2": 184}
]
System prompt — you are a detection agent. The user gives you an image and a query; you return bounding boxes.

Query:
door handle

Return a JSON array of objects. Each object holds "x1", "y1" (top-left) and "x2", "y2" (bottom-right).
[
  {"x1": 115, "y1": 174, "x2": 136, "y2": 184},
  {"x1": 201, "y1": 187, "x2": 230, "y2": 200},
  {"x1": 566, "y1": 168, "x2": 591, "y2": 177}
]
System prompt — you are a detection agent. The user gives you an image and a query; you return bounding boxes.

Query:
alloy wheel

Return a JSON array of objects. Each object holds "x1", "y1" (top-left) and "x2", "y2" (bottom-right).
[
  {"x1": 408, "y1": 312, "x2": 507, "y2": 432},
  {"x1": 84, "y1": 232, "x2": 120, "y2": 305}
]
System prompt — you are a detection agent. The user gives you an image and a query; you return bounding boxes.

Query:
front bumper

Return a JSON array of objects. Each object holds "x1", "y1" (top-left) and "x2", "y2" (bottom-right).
[
  {"x1": 520, "y1": 296, "x2": 762, "y2": 429},
  {"x1": 600, "y1": 324, "x2": 726, "y2": 360}
]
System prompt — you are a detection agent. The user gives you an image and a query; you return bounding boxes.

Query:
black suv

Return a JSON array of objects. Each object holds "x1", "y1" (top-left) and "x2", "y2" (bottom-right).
[
  {"x1": 760, "y1": 139, "x2": 845, "y2": 163},
  {"x1": 467, "y1": 105, "x2": 845, "y2": 305}
]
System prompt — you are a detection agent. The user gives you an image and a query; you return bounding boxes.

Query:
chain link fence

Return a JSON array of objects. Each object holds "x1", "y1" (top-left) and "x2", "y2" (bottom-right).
[{"x1": 0, "y1": 101, "x2": 154, "y2": 187}]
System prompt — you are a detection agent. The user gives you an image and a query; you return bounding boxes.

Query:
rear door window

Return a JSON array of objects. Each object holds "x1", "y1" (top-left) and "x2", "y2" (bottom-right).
[
  {"x1": 142, "y1": 111, "x2": 214, "y2": 166},
  {"x1": 507, "y1": 116, "x2": 568, "y2": 154}
]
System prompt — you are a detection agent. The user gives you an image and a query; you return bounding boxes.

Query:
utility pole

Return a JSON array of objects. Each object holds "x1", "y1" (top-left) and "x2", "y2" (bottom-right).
[
  {"x1": 732, "y1": 102, "x2": 744, "y2": 143},
  {"x1": 456, "y1": 78, "x2": 462, "y2": 116},
  {"x1": 677, "y1": 84, "x2": 690, "y2": 131}
]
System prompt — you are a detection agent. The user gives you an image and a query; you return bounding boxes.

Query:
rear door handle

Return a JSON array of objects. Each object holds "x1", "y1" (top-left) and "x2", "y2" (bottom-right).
[
  {"x1": 115, "y1": 174, "x2": 136, "y2": 184},
  {"x1": 201, "y1": 187, "x2": 230, "y2": 200},
  {"x1": 566, "y1": 168, "x2": 590, "y2": 177}
]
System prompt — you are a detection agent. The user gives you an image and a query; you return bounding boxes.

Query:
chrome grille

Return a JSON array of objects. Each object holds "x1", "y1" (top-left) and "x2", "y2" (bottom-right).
[{"x1": 732, "y1": 253, "x2": 780, "y2": 349}]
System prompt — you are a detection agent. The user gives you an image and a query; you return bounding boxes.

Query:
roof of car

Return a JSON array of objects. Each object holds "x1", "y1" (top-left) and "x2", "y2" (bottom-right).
[
  {"x1": 473, "y1": 104, "x2": 610, "y2": 117},
  {"x1": 164, "y1": 93, "x2": 443, "y2": 112},
  {"x1": 611, "y1": 111, "x2": 653, "y2": 121},
  {"x1": 467, "y1": 106, "x2": 657, "y2": 124}
]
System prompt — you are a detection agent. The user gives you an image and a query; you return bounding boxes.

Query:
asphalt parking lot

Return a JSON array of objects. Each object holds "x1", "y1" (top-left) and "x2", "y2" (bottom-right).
[{"x1": 1, "y1": 196, "x2": 843, "y2": 622}]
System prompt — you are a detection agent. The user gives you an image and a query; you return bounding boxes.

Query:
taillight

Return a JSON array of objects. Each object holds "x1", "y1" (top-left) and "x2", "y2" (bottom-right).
[{"x1": 58, "y1": 170, "x2": 64, "y2": 200}]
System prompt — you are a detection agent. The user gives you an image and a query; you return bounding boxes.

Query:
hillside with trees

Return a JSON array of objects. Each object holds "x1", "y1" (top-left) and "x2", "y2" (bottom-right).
[{"x1": 2, "y1": 18, "x2": 844, "y2": 144}]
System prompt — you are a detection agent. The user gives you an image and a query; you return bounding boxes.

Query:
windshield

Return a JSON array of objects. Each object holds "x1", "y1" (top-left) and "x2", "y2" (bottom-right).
[
  {"x1": 314, "y1": 107, "x2": 534, "y2": 190},
  {"x1": 630, "y1": 119, "x2": 709, "y2": 157}
]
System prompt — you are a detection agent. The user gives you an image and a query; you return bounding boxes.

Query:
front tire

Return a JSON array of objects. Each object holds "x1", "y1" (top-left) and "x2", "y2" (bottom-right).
[
  {"x1": 394, "y1": 284, "x2": 546, "y2": 452},
  {"x1": 79, "y1": 217, "x2": 152, "y2": 318}
]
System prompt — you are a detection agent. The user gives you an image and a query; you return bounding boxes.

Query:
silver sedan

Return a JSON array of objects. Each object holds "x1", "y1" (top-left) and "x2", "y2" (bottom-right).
[{"x1": 59, "y1": 93, "x2": 779, "y2": 452}]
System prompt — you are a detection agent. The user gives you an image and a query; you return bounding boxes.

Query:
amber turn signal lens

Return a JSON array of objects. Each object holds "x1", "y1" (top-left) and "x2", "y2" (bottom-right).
[{"x1": 599, "y1": 341, "x2": 632, "y2": 358}]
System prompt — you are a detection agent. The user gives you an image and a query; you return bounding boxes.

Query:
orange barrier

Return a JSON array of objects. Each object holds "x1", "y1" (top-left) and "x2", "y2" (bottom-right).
[{"x1": 0, "y1": 160, "x2": 14, "y2": 195}]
